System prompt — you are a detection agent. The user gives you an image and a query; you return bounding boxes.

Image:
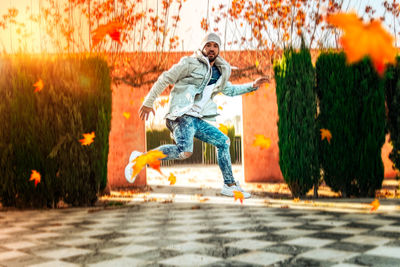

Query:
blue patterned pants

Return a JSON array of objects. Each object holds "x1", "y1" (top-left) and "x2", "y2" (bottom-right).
[{"x1": 153, "y1": 115, "x2": 235, "y2": 184}]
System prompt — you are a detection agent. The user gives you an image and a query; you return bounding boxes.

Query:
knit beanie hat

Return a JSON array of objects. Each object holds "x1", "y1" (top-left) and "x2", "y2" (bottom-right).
[{"x1": 200, "y1": 32, "x2": 221, "y2": 50}]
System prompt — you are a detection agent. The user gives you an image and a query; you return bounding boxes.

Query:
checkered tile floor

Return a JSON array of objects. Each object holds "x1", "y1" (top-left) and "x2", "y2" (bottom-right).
[{"x1": 1, "y1": 202, "x2": 400, "y2": 266}]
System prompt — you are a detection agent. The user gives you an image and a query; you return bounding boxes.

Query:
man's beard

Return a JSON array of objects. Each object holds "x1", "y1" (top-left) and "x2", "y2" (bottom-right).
[{"x1": 202, "y1": 51, "x2": 218, "y2": 63}]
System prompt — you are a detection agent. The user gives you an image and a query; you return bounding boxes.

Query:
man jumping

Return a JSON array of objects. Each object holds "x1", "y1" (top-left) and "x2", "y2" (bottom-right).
[{"x1": 125, "y1": 32, "x2": 269, "y2": 198}]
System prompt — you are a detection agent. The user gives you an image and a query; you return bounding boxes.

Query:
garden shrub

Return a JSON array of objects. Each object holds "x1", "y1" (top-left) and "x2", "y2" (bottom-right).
[
  {"x1": 0, "y1": 54, "x2": 111, "y2": 208},
  {"x1": 274, "y1": 46, "x2": 319, "y2": 197}
]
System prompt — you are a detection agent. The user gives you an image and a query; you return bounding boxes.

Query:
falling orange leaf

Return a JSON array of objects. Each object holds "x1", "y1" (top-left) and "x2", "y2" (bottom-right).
[
  {"x1": 159, "y1": 97, "x2": 169, "y2": 107},
  {"x1": 326, "y1": 13, "x2": 396, "y2": 75},
  {"x1": 218, "y1": 106, "x2": 223, "y2": 110},
  {"x1": 218, "y1": 124, "x2": 228, "y2": 135},
  {"x1": 123, "y1": 112, "x2": 130, "y2": 119},
  {"x1": 233, "y1": 190, "x2": 244, "y2": 204},
  {"x1": 252, "y1": 134, "x2": 271, "y2": 149},
  {"x1": 129, "y1": 150, "x2": 167, "y2": 181},
  {"x1": 168, "y1": 173, "x2": 176, "y2": 185},
  {"x1": 29, "y1": 170, "x2": 41, "y2": 187},
  {"x1": 92, "y1": 21, "x2": 124, "y2": 47},
  {"x1": 370, "y1": 198, "x2": 380, "y2": 212},
  {"x1": 320, "y1": 129, "x2": 332, "y2": 144},
  {"x1": 79, "y1": 132, "x2": 95, "y2": 146},
  {"x1": 33, "y1": 79, "x2": 44, "y2": 93},
  {"x1": 145, "y1": 150, "x2": 167, "y2": 174},
  {"x1": 257, "y1": 184, "x2": 262, "y2": 189}
]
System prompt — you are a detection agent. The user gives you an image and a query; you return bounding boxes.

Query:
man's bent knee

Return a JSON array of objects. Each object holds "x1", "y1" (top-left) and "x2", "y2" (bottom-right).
[{"x1": 178, "y1": 151, "x2": 192, "y2": 159}]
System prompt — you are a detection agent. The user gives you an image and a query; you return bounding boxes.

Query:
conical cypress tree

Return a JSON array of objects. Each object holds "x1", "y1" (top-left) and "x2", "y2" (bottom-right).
[
  {"x1": 316, "y1": 52, "x2": 385, "y2": 197},
  {"x1": 274, "y1": 46, "x2": 319, "y2": 197},
  {"x1": 384, "y1": 57, "x2": 400, "y2": 178}
]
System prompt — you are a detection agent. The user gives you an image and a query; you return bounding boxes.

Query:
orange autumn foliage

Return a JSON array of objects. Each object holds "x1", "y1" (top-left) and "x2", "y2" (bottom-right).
[
  {"x1": 252, "y1": 134, "x2": 271, "y2": 149},
  {"x1": 233, "y1": 190, "x2": 244, "y2": 204},
  {"x1": 168, "y1": 173, "x2": 176, "y2": 185},
  {"x1": 130, "y1": 150, "x2": 167, "y2": 180},
  {"x1": 92, "y1": 21, "x2": 124, "y2": 47},
  {"x1": 123, "y1": 112, "x2": 130, "y2": 119},
  {"x1": 29, "y1": 170, "x2": 41, "y2": 187},
  {"x1": 79, "y1": 132, "x2": 95, "y2": 146},
  {"x1": 218, "y1": 124, "x2": 228, "y2": 135},
  {"x1": 326, "y1": 13, "x2": 396, "y2": 75},
  {"x1": 370, "y1": 198, "x2": 380, "y2": 212},
  {"x1": 320, "y1": 129, "x2": 332, "y2": 144},
  {"x1": 33, "y1": 79, "x2": 44, "y2": 93}
]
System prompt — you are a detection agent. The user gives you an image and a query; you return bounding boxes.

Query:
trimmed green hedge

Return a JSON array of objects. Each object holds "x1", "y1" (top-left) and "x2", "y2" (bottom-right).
[
  {"x1": 385, "y1": 57, "x2": 400, "y2": 178},
  {"x1": 274, "y1": 47, "x2": 319, "y2": 197},
  {"x1": 0, "y1": 55, "x2": 111, "y2": 208},
  {"x1": 316, "y1": 52, "x2": 385, "y2": 197}
]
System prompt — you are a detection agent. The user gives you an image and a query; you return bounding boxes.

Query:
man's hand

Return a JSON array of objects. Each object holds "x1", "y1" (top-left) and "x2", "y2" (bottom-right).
[
  {"x1": 139, "y1": 105, "x2": 155, "y2": 121},
  {"x1": 252, "y1": 76, "x2": 270, "y2": 89}
]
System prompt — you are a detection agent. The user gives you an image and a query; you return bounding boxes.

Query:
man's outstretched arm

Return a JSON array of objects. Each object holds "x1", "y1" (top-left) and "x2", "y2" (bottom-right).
[{"x1": 222, "y1": 76, "x2": 270, "y2": 96}]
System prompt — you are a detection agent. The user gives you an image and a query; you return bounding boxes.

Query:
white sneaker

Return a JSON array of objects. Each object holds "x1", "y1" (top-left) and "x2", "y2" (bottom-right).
[
  {"x1": 125, "y1": 151, "x2": 143, "y2": 183},
  {"x1": 220, "y1": 183, "x2": 251, "y2": 198}
]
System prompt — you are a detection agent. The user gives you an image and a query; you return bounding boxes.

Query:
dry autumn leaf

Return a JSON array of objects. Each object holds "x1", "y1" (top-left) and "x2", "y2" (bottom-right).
[
  {"x1": 92, "y1": 21, "x2": 124, "y2": 47},
  {"x1": 146, "y1": 150, "x2": 167, "y2": 174},
  {"x1": 123, "y1": 112, "x2": 130, "y2": 119},
  {"x1": 370, "y1": 198, "x2": 380, "y2": 212},
  {"x1": 233, "y1": 190, "x2": 244, "y2": 204},
  {"x1": 159, "y1": 97, "x2": 169, "y2": 107},
  {"x1": 168, "y1": 172, "x2": 176, "y2": 185},
  {"x1": 326, "y1": 13, "x2": 396, "y2": 75},
  {"x1": 130, "y1": 150, "x2": 167, "y2": 180},
  {"x1": 218, "y1": 124, "x2": 228, "y2": 135},
  {"x1": 29, "y1": 170, "x2": 41, "y2": 187},
  {"x1": 252, "y1": 134, "x2": 271, "y2": 149},
  {"x1": 218, "y1": 106, "x2": 223, "y2": 110},
  {"x1": 79, "y1": 132, "x2": 95, "y2": 146},
  {"x1": 320, "y1": 129, "x2": 332, "y2": 144},
  {"x1": 33, "y1": 79, "x2": 44, "y2": 93}
]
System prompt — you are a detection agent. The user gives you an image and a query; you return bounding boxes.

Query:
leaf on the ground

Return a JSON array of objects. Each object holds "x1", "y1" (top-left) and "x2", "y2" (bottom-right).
[
  {"x1": 123, "y1": 112, "x2": 130, "y2": 119},
  {"x1": 370, "y1": 198, "x2": 380, "y2": 212},
  {"x1": 29, "y1": 170, "x2": 41, "y2": 187},
  {"x1": 320, "y1": 129, "x2": 332, "y2": 144},
  {"x1": 33, "y1": 79, "x2": 44, "y2": 93},
  {"x1": 252, "y1": 134, "x2": 271, "y2": 149},
  {"x1": 79, "y1": 132, "x2": 95, "y2": 146},
  {"x1": 326, "y1": 12, "x2": 396, "y2": 75},
  {"x1": 168, "y1": 172, "x2": 176, "y2": 185},
  {"x1": 218, "y1": 123, "x2": 228, "y2": 135},
  {"x1": 233, "y1": 190, "x2": 244, "y2": 204}
]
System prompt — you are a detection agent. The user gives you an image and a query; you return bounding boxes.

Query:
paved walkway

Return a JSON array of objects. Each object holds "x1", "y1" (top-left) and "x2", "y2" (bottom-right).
[{"x1": 1, "y1": 165, "x2": 400, "y2": 266}]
